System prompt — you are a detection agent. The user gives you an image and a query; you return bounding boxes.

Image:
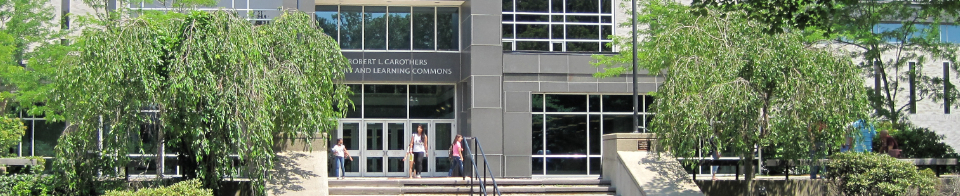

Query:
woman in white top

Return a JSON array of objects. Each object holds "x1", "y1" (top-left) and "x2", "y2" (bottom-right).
[
  {"x1": 331, "y1": 138, "x2": 353, "y2": 180},
  {"x1": 408, "y1": 124, "x2": 428, "y2": 178}
]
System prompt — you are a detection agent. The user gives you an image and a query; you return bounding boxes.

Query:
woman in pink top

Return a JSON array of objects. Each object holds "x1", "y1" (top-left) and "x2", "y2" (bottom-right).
[{"x1": 449, "y1": 135, "x2": 464, "y2": 178}]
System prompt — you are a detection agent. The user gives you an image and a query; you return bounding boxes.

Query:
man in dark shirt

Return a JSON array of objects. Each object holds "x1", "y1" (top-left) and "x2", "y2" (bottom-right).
[{"x1": 879, "y1": 130, "x2": 901, "y2": 158}]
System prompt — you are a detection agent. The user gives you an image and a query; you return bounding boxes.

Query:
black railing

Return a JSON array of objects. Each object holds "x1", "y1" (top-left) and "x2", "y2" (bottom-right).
[{"x1": 463, "y1": 137, "x2": 501, "y2": 196}]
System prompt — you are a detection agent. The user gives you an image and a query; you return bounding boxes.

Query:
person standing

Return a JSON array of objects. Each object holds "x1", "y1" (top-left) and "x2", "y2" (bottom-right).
[
  {"x1": 409, "y1": 124, "x2": 428, "y2": 178},
  {"x1": 449, "y1": 135, "x2": 464, "y2": 179},
  {"x1": 331, "y1": 138, "x2": 353, "y2": 180}
]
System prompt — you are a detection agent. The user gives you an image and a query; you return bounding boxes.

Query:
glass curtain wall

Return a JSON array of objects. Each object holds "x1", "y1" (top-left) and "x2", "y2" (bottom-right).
[
  {"x1": 316, "y1": 5, "x2": 459, "y2": 51},
  {"x1": 341, "y1": 84, "x2": 455, "y2": 119},
  {"x1": 531, "y1": 94, "x2": 654, "y2": 175},
  {"x1": 502, "y1": 0, "x2": 613, "y2": 52}
]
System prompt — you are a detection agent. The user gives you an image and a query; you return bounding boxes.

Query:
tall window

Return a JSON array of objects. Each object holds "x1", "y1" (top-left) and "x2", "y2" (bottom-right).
[
  {"x1": 502, "y1": 0, "x2": 613, "y2": 52},
  {"x1": 946, "y1": 62, "x2": 952, "y2": 114},
  {"x1": 910, "y1": 62, "x2": 917, "y2": 114},
  {"x1": 531, "y1": 94, "x2": 654, "y2": 175},
  {"x1": 316, "y1": 5, "x2": 460, "y2": 51},
  {"x1": 15, "y1": 112, "x2": 65, "y2": 173}
]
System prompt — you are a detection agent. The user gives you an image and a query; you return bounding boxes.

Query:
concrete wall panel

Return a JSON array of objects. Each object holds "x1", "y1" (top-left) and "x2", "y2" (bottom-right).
[
  {"x1": 473, "y1": 76, "x2": 502, "y2": 108},
  {"x1": 504, "y1": 91, "x2": 531, "y2": 112}
]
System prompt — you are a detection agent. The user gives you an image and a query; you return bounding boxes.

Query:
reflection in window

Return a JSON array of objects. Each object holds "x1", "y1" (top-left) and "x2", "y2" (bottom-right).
[
  {"x1": 388, "y1": 123, "x2": 405, "y2": 150},
  {"x1": 545, "y1": 115, "x2": 587, "y2": 154},
  {"x1": 503, "y1": 0, "x2": 613, "y2": 52},
  {"x1": 410, "y1": 85, "x2": 455, "y2": 119},
  {"x1": 545, "y1": 94, "x2": 586, "y2": 112},
  {"x1": 517, "y1": 0, "x2": 548, "y2": 12},
  {"x1": 316, "y1": 6, "x2": 338, "y2": 38},
  {"x1": 342, "y1": 123, "x2": 361, "y2": 150},
  {"x1": 531, "y1": 94, "x2": 655, "y2": 175},
  {"x1": 517, "y1": 41, "x2": 548, "y2": 51},
  {"x1": 546, "y1": 158, "x2": 587, "y2": 175},
  {"x1": 602, "y1": 95, "x2": 632, "y2": 112},
  {"x1": 343, "y1": 84, "x2": 456, "y2": 119},
  {"x1": 367, "y1": 157, "x2": 383, "y2": 172},
  {"x1": 517, "y1": 24, "x2": 548, "y2": 39},
  {"x1": 413, "y1": 7, "x2": 436, "y2": 50},
  {"x1": 34, "y1": 121, "x2": 65, "y2": 157},
  {"x1": 437, "y1": 7, "x2": 459, "y2": 50},
  {"x1": 364, "y1": 6, "x2": 387, "y2": 50},
  {"x1": 603, "y1": 115, "x2": 633, "y2": 133},
  {"x1": 364, "y1": 85, "x2": 407, "y2": 118},
  {"x1": 566, "y1": 0, "x2": 598, "y2": 13},
  {"x1": 388, "y1": 7, "x2": 412, "y2": 50},
  {"x1": 19, "y1": 121, "x2": 32, "y2": 156},
  {"x1": 589, "y1": 114, "x2": 601, "y2": 155},
  {"x1": 342, "y1": 84, "x2": 362, "y2": 118},
  {"x1": 316, "y1": 5, "x2": 459, "y2": 51},
  {"x1": 339, "y1": 6, "x2": 363, "y2": 49},
  {"x1": 435, "y1": 123, "x2": 453, "y2": 150},
  {"x1": 367, "y1": 123, "x2": 384, "y2": 150},
  {"x1": 532, "y1": 114, "x2": 544, "y2": 154}
]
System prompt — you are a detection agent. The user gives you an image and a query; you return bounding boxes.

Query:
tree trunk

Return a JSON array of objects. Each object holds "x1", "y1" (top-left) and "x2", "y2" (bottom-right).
[{"x1": 744, "y1": 151, "x2": 755, "y2": 195}]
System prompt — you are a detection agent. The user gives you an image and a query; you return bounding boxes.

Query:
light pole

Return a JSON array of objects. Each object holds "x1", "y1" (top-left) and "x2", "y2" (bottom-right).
[{"x1": 631, "y1": 0, "x2": 641, "y2": 133}]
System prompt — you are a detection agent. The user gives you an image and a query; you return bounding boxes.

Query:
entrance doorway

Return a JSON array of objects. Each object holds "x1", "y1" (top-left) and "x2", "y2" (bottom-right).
[{"x1": 337, "y1": 120, "x2": 455, "y2": 177}]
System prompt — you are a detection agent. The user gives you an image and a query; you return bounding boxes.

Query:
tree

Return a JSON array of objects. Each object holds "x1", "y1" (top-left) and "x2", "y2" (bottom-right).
[
  {"x1": 51, "y1": 10, "x2": 352, "y2": 194},
  {"x1": 592, "y1": 0, "x2": 869, "y2": 188},
  {"x1": 0, "y1": 0, "x2": 67, "y2": 118},
  {"x1": 692, "y1": 0, "x2": 960, "y2": 130}
]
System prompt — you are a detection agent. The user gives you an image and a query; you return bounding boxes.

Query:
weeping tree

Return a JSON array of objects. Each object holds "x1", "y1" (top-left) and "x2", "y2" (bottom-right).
[
  {"x1": 593, "y1": 0, "x2": 868, "y2": 187},
  {"x1": 51, "y1": 10, "x2": 351, "y2": 194}
]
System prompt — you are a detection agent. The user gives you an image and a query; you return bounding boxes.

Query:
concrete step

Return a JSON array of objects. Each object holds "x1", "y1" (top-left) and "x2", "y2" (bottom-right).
[
  {"x1": 330, "y1": 185, "x2": 614, "y2": 195},
  {"x1": 403, "y1": 193, "x2": 616, "y2": 196},
  {"x1": 328, "y1": 177, "x2": 616, "y2": 195},
  {"x1": 329, "y1": 178, "x2": 611, "y2": 186}
]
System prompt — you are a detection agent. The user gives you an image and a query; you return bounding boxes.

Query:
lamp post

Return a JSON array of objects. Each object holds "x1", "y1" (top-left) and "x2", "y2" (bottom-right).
[{"x1": 631, "y1": 0, "x2": 641, "y2": 133}]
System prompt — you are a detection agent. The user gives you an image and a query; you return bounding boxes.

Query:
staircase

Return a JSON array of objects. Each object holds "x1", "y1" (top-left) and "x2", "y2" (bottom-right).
[{"x1": 329, "y1": 177, "x2": 616, "y2": 196}]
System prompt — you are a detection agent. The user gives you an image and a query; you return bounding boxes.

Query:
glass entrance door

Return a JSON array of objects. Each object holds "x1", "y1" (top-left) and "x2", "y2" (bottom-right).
[
  {"x1": 337, "y1": 120, "x2": 455, "y2": 177},
  {"x1": 359, "y1": 121, "x2": 408, "y2": 176}
]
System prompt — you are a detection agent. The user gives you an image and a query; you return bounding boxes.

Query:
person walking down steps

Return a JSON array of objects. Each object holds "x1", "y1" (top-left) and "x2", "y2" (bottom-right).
[
  {"x1": 409, "y1": 124, "x2": 429, "y2": 178},
  {"x1": 449, "y1": 134, "x2": 464, "y2": 179},
  {"x1": 331, "y1": 138, "x2": 353, "y2": 180}
]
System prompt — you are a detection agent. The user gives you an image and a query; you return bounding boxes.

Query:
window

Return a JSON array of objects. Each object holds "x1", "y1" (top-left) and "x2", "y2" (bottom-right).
[
  {"x1": 316, "y1": 5, "x2": 460, "y2": 51},
  {"x1": 872, "y1": 23, "x2": 960, "y2": 44},
  {"x1": 946, "y1": 62, "x2": 952, "y2": 114},
  {"x1": 910, "y1": 62, "x2": 917, "y2": 114},
  {"x1": 503, "y1": 0, "x2": 613, "y2": 52},
  {"x1": 342, "y1": 84, "x2": 456, "y2": 119},
  {"x1": 15, "y1": 114, "x2": 65, "y2": 174},
  {"x1": 531, "y1": 94, "x2": 654, "y2": 175}
]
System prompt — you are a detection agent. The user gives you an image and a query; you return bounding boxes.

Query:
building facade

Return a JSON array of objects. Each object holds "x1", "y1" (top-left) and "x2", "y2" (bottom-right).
[{"x1": 21, "y1": 0, "x2": 956, "y2": 179}]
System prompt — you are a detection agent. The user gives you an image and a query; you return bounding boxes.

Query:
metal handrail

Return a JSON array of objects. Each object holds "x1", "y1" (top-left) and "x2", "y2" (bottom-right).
[{"x1": 463, "y1": 137, "x2": 502, "y2": 196}]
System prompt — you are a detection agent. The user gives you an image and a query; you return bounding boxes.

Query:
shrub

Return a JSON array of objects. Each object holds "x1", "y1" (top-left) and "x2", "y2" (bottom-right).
[
  {"x1": 0, "y1": 115, "x2": 25, "y2": 157},
  {"x1": 104, "y1": 179, "x2": 213, "y2": 196},
  {"x1": 828, "y1": 152, "x2": 940, "y2": 196},
  {"x1": 0, "y1": 174, "x2": 56, "y2": 196},
  {"x1": 875, "y1": 123, "x2": 958, "y2": 159}
]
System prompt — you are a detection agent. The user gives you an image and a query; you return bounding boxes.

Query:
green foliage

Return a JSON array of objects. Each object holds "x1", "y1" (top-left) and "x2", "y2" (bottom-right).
[
  {"x1": 0, "y1": 0, "x2": 67, "y2": 118},
  {"x1": 52, "y1": 10, "x2": 352, "y2": 195},
  {"x1": 691, "y1": 0, "x2": 960, "y2": 127},
  {"x1": 884, "y1": 124, "x2": 958, "y2": 159},
  {"x1": 0, "y1": 174, "x2": 56, "y2": 196},
  {"x1": 0, "y1": 115, "x2": 25, "y2": 157},
  {"x1": 594, "y1": 0, "x2": 869, "y2": 181},
  {"x1": 104, "y1": 179, "x2": 213, "y2": 196},
  {"x1": 828, "y1": 152, "x2": 940, "y2": 196}
]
